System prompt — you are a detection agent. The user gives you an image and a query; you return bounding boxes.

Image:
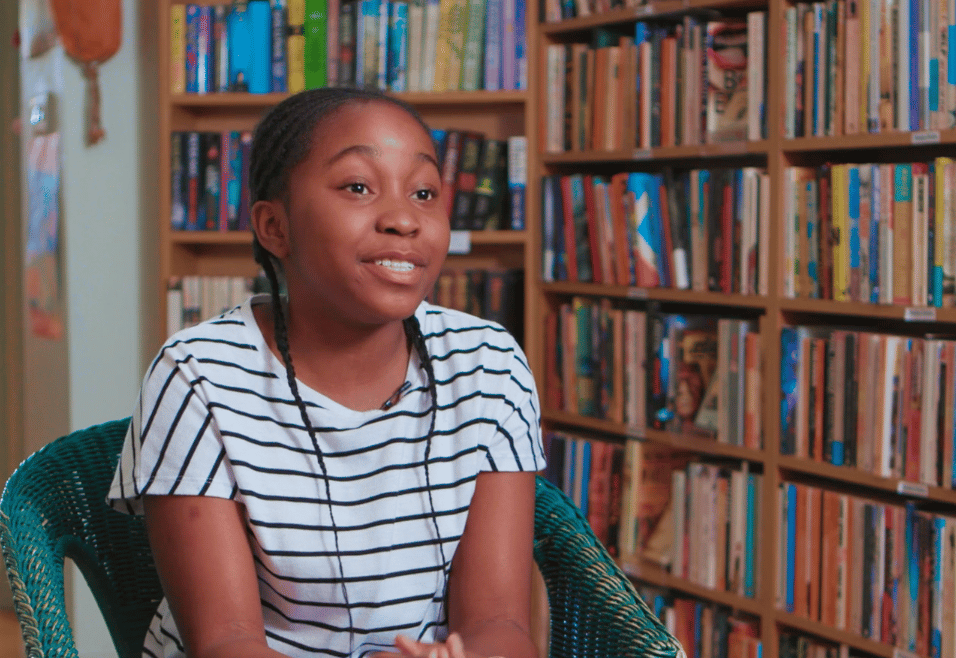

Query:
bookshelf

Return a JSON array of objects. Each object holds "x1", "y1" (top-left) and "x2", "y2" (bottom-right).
[
  {"x1": 155, "y1": 1, "x2": 540, "y2": 359},
  {"x1": 533, "y1": 2, "x2": 956, "y2": 658}
]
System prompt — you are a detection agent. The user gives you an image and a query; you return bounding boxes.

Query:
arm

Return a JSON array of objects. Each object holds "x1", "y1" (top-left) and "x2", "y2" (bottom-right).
[
  {"x1": 144, "y1": 495, "x2": 290, "y2": 658},
  {"x1": 446, "y1": 470, "x2": 540, "y2": 658}
]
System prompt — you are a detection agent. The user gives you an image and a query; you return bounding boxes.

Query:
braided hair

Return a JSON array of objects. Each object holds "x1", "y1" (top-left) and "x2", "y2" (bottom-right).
[{"x1": 248, "y1": 87, "x2": 448, "y2": 647}]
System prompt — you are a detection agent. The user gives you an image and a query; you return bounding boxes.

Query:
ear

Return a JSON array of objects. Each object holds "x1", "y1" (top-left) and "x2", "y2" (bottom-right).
[{"x1": 252, "y1": 199, "x2": 291, "y2": 260}]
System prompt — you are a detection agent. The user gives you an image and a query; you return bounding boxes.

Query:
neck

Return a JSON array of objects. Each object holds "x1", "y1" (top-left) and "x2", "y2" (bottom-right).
[{"x1": 256, "y1": 297, "x2": 415, "y2": 410}]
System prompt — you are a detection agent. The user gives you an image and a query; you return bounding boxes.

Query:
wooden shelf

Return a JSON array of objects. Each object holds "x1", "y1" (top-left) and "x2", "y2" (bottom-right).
[
  {"x1": 541, "y1": 141, "x2": 769, "y2": 165},
  {"x1": 783, "y1": 129, "x2": 956, "y2": 153},
  {"x1": 773, "y1": 612, "x2": 899, "y2": 658},
  {"x1": 170, "y1": 231, "x2": 253, "y2": 246},
  {"x1": 171, "y1": 90, "x2": 528, "y2": 110},
  {"x1": 541, "y1": 0, "x2": 765, "y2": 34},
  {"x1": 779, "y1": 298, "x2": 956, "y2": 325},
  {"x1": 620, "y1": 558, "x2": 765, "y2": 617},
  {"x1": 542, "y1": 409, "x2": 766, "y2": 462},
  {"x1": 541, "y1": 281, "x2": 768, "y2": 309},
  {"x1": 778, "y1": 456, "x2": 956, "y2": 506},
  {"x1": 169, "y1": 229, "x2": 527, "y2": 249}
]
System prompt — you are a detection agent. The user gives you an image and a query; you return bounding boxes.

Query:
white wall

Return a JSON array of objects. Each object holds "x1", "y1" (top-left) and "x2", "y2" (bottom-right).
[{"x1": 18, "y1": 0, "x2": 158, "y2": 655}]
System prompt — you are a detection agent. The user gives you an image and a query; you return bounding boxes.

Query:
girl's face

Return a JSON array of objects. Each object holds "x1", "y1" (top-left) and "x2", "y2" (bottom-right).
[{"x1": 267, "y1": 100, "x2": 449, "y2": 329}]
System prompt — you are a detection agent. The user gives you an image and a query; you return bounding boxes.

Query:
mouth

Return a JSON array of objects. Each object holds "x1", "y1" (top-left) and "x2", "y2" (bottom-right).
[{"x1": 373, "y1": 259, "x2": 416, "y2": 273}]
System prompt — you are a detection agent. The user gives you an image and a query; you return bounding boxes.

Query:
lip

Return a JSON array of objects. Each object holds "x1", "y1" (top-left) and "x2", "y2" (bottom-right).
[{"x1": 363, "y1": 251, "x2": 427, "y2": 268}]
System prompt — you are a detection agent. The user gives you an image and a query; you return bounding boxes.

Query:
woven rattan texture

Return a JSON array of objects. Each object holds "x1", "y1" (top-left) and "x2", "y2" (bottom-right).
[
  {"x1": 0, "y1": 418, "x2": 162, "y2": 658},
  {"x1": 533, "y1": 477, "x2": 685, "y2": 658}
]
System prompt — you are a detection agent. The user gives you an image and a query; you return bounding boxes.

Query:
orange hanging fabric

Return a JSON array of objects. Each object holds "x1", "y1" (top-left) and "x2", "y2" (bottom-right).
[{"x1": 48, "y1": 0, "x2": 122, "y2": 145}]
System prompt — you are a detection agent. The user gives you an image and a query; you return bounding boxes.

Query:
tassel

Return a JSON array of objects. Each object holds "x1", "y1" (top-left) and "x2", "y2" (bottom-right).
[{"x1": 82, "y1": 61, "x2": 105, "y2": 146}]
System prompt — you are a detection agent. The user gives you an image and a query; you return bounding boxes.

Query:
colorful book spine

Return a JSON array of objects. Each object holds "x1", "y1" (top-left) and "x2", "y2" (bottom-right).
[
  {"x1": 420, "y1": 0, "x2": 441, "y2": 90},
  {"x1": 304, "y1": 0, "x2": 328, "y2": 89},
  {"x1": 377, "y1": 0, "x2": 390, "y2": 90},
  {"x1": 514, "y1": 0, "x2": 526, "y2": 89},
  {"x1": 287, "y1": 0, "x2": 306, "y2": 92},
  {"x1": 507, "y1": 135, "x2": 527, "y2": 230},
  {"x1": 326, "y1": 0, "x2": 340, "y2": 86},
  {"x1": 501, "y1": 0, "x2": 517, "y2": 89},
  {"x1": 214, "y1": 6, "x2": 231, "y2": 92},
  {"x1": 388, "y1": 0, "x2": 409, "y2": 90},
  {"x1": 461, "y1": 0, "x2": 486, "y2": 91},
  {"x1": 248, "y1": 0, "x2": 273, "y2": 93},
  {"x1": 483, "y1": 0, "x2": 502, "y2": 90},
  {"x1": 228, "y1": 2, "x2": 253, "y2": 91},
  {"x1": 271, "y1": 0, "x2": 288, "y2": 91},
  {"x1": 170, "y1": 5, "x2": 187, "y2": 94},
  {"x1": 170, "y1": 133, "x2": 187, "y2": 230}
]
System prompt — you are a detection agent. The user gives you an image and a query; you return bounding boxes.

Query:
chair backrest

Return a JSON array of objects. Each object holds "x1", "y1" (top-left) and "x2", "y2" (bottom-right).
[
  {"x1": 533, "y1": 477, "x2": 685, "y2": 658},
  {"x1": 0, "y1": 418, "x2": 683, "y2": 658},
  {"x1": 0, "y1": 418, "x2": 162, "y2": 658}
]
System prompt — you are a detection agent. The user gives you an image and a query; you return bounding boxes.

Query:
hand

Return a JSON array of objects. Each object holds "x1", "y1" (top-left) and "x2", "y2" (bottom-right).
[{"x1": 393, "y1": 632, "x2": 471, "y2": 658}]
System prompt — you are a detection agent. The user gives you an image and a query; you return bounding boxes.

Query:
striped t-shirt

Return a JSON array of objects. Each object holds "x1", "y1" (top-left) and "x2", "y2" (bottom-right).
[{"x1": 108, "y1": 296, "x2": 544, "y2": 658}]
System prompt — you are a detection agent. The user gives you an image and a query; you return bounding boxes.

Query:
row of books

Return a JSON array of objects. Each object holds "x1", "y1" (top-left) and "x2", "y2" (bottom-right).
[
  {"x1": 541, "y1": 168, "x2": 769, "y2": 296},
  {"x1": 637, "y1": 588, "x2": 763, "y2": 658},
  {"x1": 427, "y1": 267, "x2": 524, "y2": 342},
  {"x1": 166, "y1": 275, "x2": 265, "y2": 337},
  {"x1": 668, "y1": 461, "x2": 763, "y2": 598},
  {"x1": 777, "y1": 482, "x2": 956, "y2": 658},
  {"x1": 542, "y1": 0, "x2": 646, "y2": 22},
  {"x1": 171, "y1": 131, "x2": 251, "y2": 232},
  {"x1": 780, "y1": 326, "x2": 956, "y2": 489},
  {"x1": 545, "y1": 301, "x2": 763, "y2": 448},
  {"x1": 543, "y1": 14, "x2": 767, "y2": 152},
  {"x1": 542, "y1": 432, "x2": 626, "y2": 554},
  {"x1": 785, "y1": 159, "x2": 956, "y2": 307},
  {"x1": 169, "y1": 128, "x2": 526, "y2": 232},
  {"x1": 784, "y1": 0, "x2": 956, "y2": 138},
  {"x1": 436, "y1": 132, "x2": 526, "y2": 231},
  {"x1": 171, "y1": 0, "x2": 527, "y2": 95}
]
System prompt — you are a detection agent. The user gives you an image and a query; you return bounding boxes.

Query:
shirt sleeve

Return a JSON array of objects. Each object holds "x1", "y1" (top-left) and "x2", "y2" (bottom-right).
[
  {"x1": 107, "y1": 341, "x2": 239, "y2": 515},
  {"x1": 480, "y1": 342, "x2": 546, "y2": 473}
]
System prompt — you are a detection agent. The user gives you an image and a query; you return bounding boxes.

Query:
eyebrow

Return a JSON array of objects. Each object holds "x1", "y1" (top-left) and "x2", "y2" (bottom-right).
[{"x1": 327, "y1": 144, "x2": 440, "y2": 171}]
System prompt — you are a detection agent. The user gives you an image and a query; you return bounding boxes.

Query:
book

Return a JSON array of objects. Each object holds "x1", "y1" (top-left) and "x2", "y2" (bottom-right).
[
  {"x1": 507, "y1": 135, "x2": 527, "y2": 230},
  {"x1": 450, "y1": 132, "x2": 484, "y2": 230},
  {"x1": 170, "y1": 5, "x2": 187, "y2": 94},
  {"x1": 471, "y1": 139, "x2": 508, "y2": 230},
  {"x1": 461, "y1": 0, "x2": 486, "y2": 90},
  {"x1": 303, "y1": 0, "x2": 329, "y2": 89},
  {"x1": 248, "y1": 0, "x2": 273, "y2": 93},
  {"x1": 705, "y1": 19, "x2": 749, "y2": 143},
  {"x1": 270, "y1": 0, "x2": 288, "y2": 91},
  {"x1": 286, "y1": 0, "x2": 306, "y2": 91},
  {"x1": 387, "y1": 0, "x2": 409, "y2": 91},
  {"x1": 337, "y1": 0, "x2": 357, "y2": 86}
]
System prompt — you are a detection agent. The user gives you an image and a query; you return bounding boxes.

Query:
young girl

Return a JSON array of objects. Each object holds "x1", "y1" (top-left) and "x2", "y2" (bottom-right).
[{"x1": 108, "y1": 87, "x2": 544, "y2": 658}]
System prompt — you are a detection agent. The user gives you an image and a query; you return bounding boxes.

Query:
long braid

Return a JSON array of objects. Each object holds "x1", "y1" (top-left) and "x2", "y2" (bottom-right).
[
  {"x1": 254, "y1": 241, "x2": 356, "y2": 646},
  {"x1": 402, "y1": 315, "x2": 450, "y2": 618}
]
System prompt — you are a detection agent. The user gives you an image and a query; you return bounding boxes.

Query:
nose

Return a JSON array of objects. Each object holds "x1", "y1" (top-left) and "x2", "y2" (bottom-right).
[{"x1": 375, "y1": 192, "x2": 420, "y2": 236}]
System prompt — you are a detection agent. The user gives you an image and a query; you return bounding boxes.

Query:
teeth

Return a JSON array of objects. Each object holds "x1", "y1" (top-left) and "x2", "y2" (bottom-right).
[{"x1": 375, "y1": 259, "x2": 415, "y2": 272}]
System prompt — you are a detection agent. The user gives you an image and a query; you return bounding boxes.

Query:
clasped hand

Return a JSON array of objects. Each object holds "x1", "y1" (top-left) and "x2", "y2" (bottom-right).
[{"x1": 368, "y1": 632, "x2": 501, "y2": 658}]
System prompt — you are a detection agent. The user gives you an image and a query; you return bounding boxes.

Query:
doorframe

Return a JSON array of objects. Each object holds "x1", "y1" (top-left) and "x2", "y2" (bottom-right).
[{"x1": 1, "y1": 0, "x2": 24, "y2": 480}]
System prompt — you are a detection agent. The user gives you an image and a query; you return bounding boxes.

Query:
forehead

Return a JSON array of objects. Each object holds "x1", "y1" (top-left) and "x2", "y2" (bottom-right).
[{"x1": 309, "y1": 101, "x2": 436, "y2": 160}]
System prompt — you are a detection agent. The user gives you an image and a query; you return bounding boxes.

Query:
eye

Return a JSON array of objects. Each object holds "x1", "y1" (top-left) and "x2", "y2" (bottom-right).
[
  {"x1": 414, "y1": 188, "x2": 438, "y2": 201},
  {"x1": 343, "y1": 182, "x2": 370, "y2": 195}
]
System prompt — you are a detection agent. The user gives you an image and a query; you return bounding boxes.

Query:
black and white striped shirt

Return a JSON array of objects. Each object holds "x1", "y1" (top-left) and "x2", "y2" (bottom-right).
[{"x1": 108, "y1": 296, "x2": 544, "y2": 658}]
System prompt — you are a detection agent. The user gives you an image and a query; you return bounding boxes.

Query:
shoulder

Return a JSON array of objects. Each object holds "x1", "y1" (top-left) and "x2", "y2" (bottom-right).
[
  {"x1": 147, "y1": 296, "x2": 263, "y2": 374},
  {"x1": 417, "y1": 302, "x2": 524, "y2": 359},
  {"x1": 416, "y1": 301, "x2": 533, "y2": 385}
]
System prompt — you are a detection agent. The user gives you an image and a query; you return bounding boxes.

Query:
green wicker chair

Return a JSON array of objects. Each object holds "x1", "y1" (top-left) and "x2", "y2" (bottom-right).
[{"x1": 0, "y1": 418, "x2": 684, "y2": 658}]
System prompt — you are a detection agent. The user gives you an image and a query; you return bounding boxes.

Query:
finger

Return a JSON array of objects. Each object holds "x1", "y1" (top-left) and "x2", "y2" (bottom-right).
[
  {"x1": 394, "y1": 634, "x2": 427, "y2": 657},
  {"x1": 445, "y1": 632, "x2": 467, "y2": 658}
]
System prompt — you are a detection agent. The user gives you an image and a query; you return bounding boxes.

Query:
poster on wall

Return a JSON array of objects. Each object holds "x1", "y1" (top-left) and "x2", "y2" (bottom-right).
[{"x1": 25, "y1": 92, "x2": 64, "y2": 340}]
